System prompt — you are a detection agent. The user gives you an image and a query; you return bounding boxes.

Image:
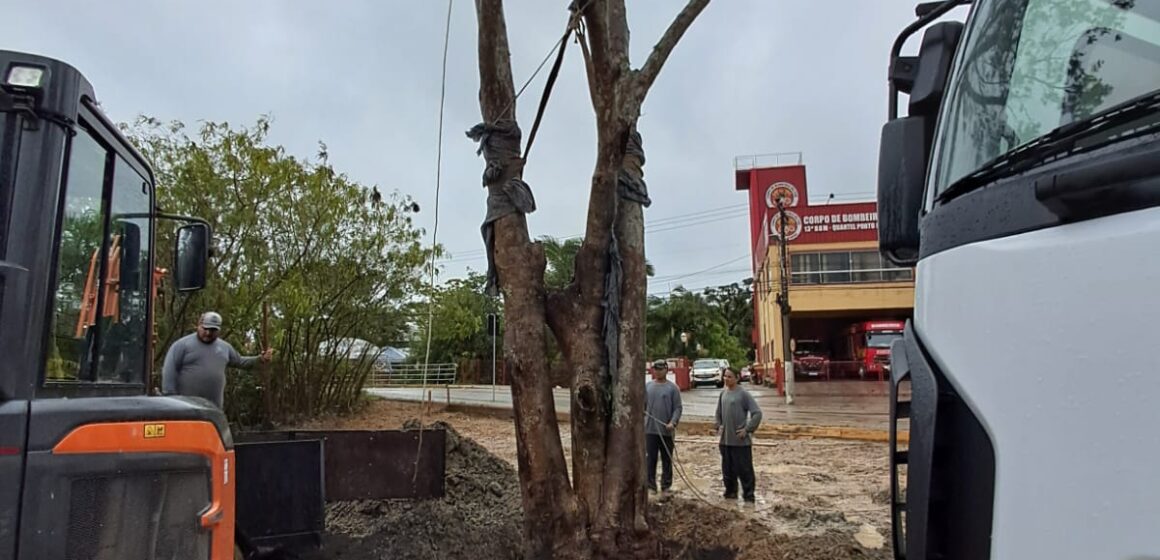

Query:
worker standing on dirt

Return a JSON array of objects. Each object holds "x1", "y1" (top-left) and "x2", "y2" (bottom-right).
[
  {"x1": 161, "y1": 311, "x2": 273, "y2": 409},
  {"x1": 715, "y1": 368, "x2": 762, "y2": 503},
  {"x1": 645, "y1": 359, "x2": 682, "y2": 498}
]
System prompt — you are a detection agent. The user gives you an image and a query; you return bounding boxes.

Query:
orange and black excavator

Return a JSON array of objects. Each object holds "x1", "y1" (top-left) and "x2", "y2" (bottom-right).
[{"x1": 0, "y1": 49, "x2": 250, "y2": 559}]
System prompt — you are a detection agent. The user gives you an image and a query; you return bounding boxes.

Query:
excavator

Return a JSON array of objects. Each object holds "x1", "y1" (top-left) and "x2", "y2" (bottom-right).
[
  {"x1": 0, "y1": 49, "x2": 243, "y2": 559},
  {"x1": 879, "y1": 0, "x2": 1160, "y2": 558}
]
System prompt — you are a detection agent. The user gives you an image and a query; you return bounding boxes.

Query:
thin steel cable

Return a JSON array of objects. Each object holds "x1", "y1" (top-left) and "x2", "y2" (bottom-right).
[{"x1": 415, "y1": 0, "x2": 455, "y2": 481}]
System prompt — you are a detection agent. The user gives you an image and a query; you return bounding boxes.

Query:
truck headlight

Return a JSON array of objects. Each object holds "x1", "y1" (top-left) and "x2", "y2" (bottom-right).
[{"x1": 6, "y1": 65, "x2": 45, "y2": 88}]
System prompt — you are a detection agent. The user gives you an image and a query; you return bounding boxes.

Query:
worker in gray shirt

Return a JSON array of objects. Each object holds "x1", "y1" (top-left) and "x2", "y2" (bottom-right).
[
  {"x1": 161, "y1": 311, "x2": 272, "y2": 408},
  {"x1": 645, "y1": 359, "x2": 683, "y2": 497},
  {"x1": 715, "y1": 368, "x2": 762, "y2": 503}
]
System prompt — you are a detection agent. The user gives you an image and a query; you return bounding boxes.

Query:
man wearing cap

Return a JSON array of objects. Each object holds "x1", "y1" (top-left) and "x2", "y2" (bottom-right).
[
  {"x1": 161, "y1": 311, "x2": 273, "y2": 409},
  {"x1": 645, "y1": 359, "x2": 683, "y2": 498}
]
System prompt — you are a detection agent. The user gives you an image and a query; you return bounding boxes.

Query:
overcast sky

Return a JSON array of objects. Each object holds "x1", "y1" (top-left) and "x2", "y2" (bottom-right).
[{"x1": 5, "y1": 0, "x2": 953, "y2": 295}]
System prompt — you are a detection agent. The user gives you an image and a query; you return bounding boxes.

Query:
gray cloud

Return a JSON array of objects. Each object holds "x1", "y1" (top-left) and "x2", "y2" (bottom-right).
[{"x1": 4, "y1": 0, "x2": 939, "y2": 293}]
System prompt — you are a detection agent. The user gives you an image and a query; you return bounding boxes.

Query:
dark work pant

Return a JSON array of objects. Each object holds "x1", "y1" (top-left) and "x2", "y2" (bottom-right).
[
  {"x1": 720, "y1": 444, "x2": 756, "y2": 500},
  {"x1": 646, "y1": 434, "x2": 675, "y2": 491}
]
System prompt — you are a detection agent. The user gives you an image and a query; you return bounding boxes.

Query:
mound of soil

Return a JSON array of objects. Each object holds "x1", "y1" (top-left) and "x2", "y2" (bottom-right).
[
  {"x1": 303, "y1": 419, "x2": 889, "y2": 560},
  {"x1": 305, "y1": 420, "x2": 524, "y2": 559},
  {"x1": 652, "y1": 499, "x2": 891, "y2": 560}
]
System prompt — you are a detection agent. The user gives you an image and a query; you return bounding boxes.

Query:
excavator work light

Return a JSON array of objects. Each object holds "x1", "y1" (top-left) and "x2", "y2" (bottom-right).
[{"x1": 5, "y1": 65, "x2": 44, "y2": 88}]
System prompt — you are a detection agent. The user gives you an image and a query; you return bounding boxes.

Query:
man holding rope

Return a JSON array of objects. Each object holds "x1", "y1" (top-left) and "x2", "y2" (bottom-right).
[
  {"x1": 645, "y1": 359, "x2": 683, "y2": 498},
  {"x1": 715, "y1": 368, "x2": 763, "y2": 503}
]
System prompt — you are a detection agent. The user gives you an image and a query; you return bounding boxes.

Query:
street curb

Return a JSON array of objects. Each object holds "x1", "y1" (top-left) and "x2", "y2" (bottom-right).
[{"x1": 442, "y1": 402, "x2": 908, "y2": 444}]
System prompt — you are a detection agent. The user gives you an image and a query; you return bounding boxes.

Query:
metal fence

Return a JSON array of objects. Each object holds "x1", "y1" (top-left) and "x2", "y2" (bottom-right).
[{"x1": 367, "y1": 362, "x2": 458, "y2": 387}]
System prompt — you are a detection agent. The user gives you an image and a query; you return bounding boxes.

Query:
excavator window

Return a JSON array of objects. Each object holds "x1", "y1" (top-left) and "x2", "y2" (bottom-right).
[{"x1": 45, "y1": 118, "x2": 152, "y2": 385}]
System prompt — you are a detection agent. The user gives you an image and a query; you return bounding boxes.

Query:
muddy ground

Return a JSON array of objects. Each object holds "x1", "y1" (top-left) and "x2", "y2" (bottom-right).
[{"x1": 295, "y1": 399, "x2": 893, "y2": 559}]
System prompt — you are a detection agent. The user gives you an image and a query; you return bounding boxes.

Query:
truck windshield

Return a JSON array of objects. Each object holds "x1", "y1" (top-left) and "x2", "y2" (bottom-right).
[
  {"x1": 867, "y1": 332, "x2": 903, "y2": 348},
  {"x1": 794, "y1": 342, "x2": 824, "y2": 356},
  {"x1": 927, "y1": 0, "x2": 1160, "y2": 199}
]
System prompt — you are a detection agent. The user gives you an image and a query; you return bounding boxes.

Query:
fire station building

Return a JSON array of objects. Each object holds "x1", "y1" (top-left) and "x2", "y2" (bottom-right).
[{"x1": 735, "y1": 154, "x2": 915, "y2": 386}]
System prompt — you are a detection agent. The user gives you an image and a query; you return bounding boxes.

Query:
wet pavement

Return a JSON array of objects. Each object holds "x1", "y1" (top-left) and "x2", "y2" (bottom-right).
[{"x1": 367, "y1": 382, "x2": 894, "y2": 430}]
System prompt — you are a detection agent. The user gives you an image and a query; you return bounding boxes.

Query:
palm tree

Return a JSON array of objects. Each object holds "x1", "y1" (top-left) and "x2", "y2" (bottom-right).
[{"x1": 539, "y1": 235, "x2": 654, "y2": 289}]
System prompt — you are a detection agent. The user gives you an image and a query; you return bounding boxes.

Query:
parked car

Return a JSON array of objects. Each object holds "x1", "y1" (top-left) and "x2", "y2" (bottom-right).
[
  {"x1": 691, "y1": 358, "x2": 729, "y2": 388},
  {"x1": 792, "y1": 339, "x2": 831, "y2": 379},
  {"x1": 739, "y1": 365, "x2": 752, "y2": 383}
]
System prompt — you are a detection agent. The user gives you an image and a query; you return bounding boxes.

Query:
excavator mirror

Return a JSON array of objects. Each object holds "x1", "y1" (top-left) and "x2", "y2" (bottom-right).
[{"x1": 175, "y1": 223, "x2": 209, "y2": 292}]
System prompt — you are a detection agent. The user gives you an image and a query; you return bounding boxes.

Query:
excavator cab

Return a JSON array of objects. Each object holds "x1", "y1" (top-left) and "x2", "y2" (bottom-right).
[{"x1": 0, "y1": 50, "x2": 235, "y2": 559}]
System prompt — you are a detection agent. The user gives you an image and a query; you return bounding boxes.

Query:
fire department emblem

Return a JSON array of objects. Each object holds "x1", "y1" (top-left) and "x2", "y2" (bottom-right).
[
  {"x1": 765, "y1": 181, "x2": 800, "y2": 208},
  {"x1": 770, "y1": 210, "x2": 802, "y2": 242}
]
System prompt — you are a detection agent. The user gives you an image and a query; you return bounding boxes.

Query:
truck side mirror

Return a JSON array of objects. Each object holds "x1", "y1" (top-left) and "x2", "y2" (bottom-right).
[
  {"x1": 174, "y1": 223, "x2": 210, "y2": 292},
  {"x1": 878, "y1": 20, "x2": 964, "y2": 267}
]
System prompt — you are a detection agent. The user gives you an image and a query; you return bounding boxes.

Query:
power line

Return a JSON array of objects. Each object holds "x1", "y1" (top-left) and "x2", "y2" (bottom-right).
[
  {"x1": 645, "y1": 211, "x2": 747, "y2": 235},
  {"x1": 651, "y1": 254, "x2": 750, "y2": 284},
  {"x1": 437, "y1": 193, "x2": 877, "y2": 262},
  {"x1": 437, "y1": 211, "x2": 750, "y2": 264},
  {"x1": 438, "y1": 202, "x2": 749, "y2": 260},
  {"x1": 649, "y1": 266, "x2": 752, "y2": 283},
  {"x1": 436, "y1": 191, "x2": 876, "y2": 264}
]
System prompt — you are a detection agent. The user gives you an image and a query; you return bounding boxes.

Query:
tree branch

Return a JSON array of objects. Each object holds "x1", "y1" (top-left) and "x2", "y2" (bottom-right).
[
  {"x1": 476, "y1": 0, "x2": 516, "y2": 121},
  {"x1": 634, "y1": 0, "x2": 710, "y2": 102}
]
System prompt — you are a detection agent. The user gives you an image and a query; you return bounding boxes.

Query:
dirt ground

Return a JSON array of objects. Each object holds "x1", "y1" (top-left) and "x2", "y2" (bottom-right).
[{"x1": 296, "y1": 399, "x2": 894, "y2": 560}]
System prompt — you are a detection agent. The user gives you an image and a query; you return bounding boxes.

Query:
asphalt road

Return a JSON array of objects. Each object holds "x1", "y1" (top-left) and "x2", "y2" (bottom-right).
[{"x1": 368, "y1": 381, "x2": 893, "y2": 430}]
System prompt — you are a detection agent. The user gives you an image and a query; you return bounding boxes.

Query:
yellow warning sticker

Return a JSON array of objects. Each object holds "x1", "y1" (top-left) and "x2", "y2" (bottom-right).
[{"x1": 144, "y1": 423, "x2": 167, "y2": 439}]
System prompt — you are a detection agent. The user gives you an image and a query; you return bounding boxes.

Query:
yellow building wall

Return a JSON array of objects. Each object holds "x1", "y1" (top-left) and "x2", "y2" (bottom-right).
[{"x1": 755, "y1": 240, "x2": 915, "y2": 365}]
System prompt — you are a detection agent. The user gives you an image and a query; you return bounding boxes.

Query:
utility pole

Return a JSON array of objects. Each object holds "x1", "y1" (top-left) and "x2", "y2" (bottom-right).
[{"x1": 775, "y1": 199, "x2": 795, "y2": 404}]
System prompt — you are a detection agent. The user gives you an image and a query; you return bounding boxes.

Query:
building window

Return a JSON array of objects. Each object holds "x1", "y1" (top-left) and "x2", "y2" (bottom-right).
[
  {"x1": 851, "y1": 251, "x2": 882, "y2": 282},
  {"x1": 789, "y1": 250, "x2": 912, "y2": 285},
  {"x1": 790, "y1": 253, "x2": 821, "y2": 284}
]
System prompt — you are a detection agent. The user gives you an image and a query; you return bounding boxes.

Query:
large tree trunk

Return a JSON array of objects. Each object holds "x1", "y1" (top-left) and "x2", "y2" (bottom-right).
[{"x1": 471, "y1": 1, "x2": 708, "y2": 557}]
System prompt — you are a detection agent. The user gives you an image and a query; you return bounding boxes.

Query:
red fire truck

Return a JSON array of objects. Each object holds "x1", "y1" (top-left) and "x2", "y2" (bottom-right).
[{"x1": 847, "y1": 321, "x2": 905, "y2": 381}]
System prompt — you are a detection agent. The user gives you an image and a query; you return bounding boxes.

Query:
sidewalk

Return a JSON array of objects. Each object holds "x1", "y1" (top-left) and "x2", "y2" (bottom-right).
[{"x1": 368, "y1": 383, "x2": 906, "y2": 441}]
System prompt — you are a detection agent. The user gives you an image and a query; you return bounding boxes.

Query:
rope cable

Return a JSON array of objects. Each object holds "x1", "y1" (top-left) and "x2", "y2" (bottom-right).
[{"x1": 644, "y1": 408, "x2": 781, "y2": 513}]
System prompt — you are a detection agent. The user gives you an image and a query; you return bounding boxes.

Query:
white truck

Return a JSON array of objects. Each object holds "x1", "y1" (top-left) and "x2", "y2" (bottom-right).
[{"x1": 878, "y1": 1, "x2": 1160, "y2": 559}]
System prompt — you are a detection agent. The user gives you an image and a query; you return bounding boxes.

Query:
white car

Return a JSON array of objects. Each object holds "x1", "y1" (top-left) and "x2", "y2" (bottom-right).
[{"x1": 690, "y1": 358, "x2": 729, "y2": 388}]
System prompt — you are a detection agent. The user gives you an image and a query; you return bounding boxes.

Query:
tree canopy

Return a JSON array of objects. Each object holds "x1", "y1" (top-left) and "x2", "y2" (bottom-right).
[
  {"x1": 413, "y1": 270, "x2": 502, "y2": 365},
  {"x1": 124, "y1": 116, "x2": 436, "y2": 426},
  {"x1": 540, "y1": 235, "x2": 655, "y2": 290},
  {"x1": 646, "y1": 282, "x2": 752, "y2": 366}
]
